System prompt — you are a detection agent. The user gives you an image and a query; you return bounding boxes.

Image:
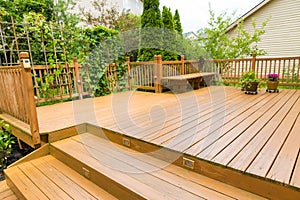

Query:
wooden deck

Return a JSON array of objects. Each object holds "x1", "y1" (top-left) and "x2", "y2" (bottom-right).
[
  {"x1": 4, "y1": 133, "x2": 267, "y2": 200},
  {"x1": 0, "y1": 181, "x2": 18, "y2": 200},
  {"x1": 30, "y1": 86, "x2": 300, "y2": 198}
]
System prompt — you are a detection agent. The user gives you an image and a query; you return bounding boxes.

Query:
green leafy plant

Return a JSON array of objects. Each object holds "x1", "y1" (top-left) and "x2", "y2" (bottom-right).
[
  {"x1": 198, "y1": 5, "x2": 269, "y2": 59},
  {"x1": 241, "y1": 71, "x2": 260, "y2": 90},
  {"x1": 0, "y1": 120, "x2": 15, "y2": 170}
]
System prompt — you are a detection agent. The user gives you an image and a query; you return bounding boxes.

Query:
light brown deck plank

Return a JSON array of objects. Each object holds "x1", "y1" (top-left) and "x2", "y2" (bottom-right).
[
  {"x1": 246, "y1": 95, "x2": 300, "y2": 177},
  {"x1": 34, "y1": 87, "x2": 300, "y2": 193},
  {"x1": 199, "y1": 90, "x2": 296, "y2": 160},
  {"x1": 291, "y1": 149, "x2": 300, "y2": 188},
  {"x1": 40, "y1": 156, "x2": 118, "y2": 199},
  {"x1": 53, "y1": 136, "x2": 206, "y2": 200},
  {"x1": 123, "y1": 88, "x2": 241, "y2": 135},
  {"x1": 106, "y1": 88, "x2": 241, "y2": 139},
  {"x1": 0, "y1": 181, "x2": 18, "y2": 200},
  {"x1": 18, "y1": 162, "x2": 73, "y2": 200},
  {"x1": 212, "y1": 90, "x2": 296, "y2": 165},
  {"x1": 227, "y1": 90, "x2": 298, "y2": 172},
  {"x1": 167, "y1": 90, "x2": 271, "y2": 152},
  {"x1": 51, "y1": 138, "x2": 178, "y2": 200},
  {"x1": 30, "y1": 156, "x2": 102, "y2": 200},
  {"x1": 71, "y1": 134, "x2": 235, "y2": 200},
  {"x1": 148, "y1": 90, "x2": 249, "y2": 145},
  {"x1": 266, "y1": 112, "x2": 300, "y2": 185},
  {"x1": 184, "y1": 89, "x2": 291, "y2": 157},
  {"x1": 5, "y1": 167, "x2": 49, "y2": 200},
  {"x1": 67, "y1": 133, "x2": 267, "y2": 200}
]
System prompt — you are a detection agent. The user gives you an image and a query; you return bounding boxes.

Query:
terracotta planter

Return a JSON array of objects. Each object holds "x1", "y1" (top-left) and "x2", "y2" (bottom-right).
[
  {"x1": 266, "y1": 80, "x2": 279, "y2": 93},
  {"x1": 243, "y1": 81, "x2": 259, "y2": 95}
]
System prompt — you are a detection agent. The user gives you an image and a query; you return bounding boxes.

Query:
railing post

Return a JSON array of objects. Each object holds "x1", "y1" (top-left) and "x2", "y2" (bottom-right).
[
  {"x1": 126, "y1": 56, "x2": 131, "y2": 91},
  {"x1": 181, "y1": 55, "x2": 185, "y2": 75},
  {"x1": 20, "y1": 52, "x2": 40, "y2": 146},
  {"x1": 199, "y1": 57, "x2": 205, "y2": 72},
  {"x1": 154, "y1": 55, "x2": 159, "y2": 93},
  {"x1": 73, "y1": 57, "x2": 83, "y2": 100},
  {"x1": 251, "y1": 53, "x2": 257, "y2": 72},
  {"x1": 157, "y1": 55, "x2": 163, "y2": 93}
]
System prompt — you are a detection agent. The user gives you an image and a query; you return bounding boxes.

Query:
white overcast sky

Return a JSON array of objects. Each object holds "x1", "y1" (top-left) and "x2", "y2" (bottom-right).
[{"x1": 159, "y1": 0, "x2": 264, "y2": 33}]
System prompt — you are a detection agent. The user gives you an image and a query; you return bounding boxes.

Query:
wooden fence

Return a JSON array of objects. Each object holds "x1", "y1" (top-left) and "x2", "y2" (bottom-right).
[
  {"x1": 0, "y1": 52, "x2": 40, "y2": 146},
  {"x1": 127, "y1": 55, "x2": 300, "y2": 91}
]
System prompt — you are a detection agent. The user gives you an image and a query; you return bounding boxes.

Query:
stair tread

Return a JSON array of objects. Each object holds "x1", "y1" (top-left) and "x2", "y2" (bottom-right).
[
  {"x1": 5, "y1": 155, "x2": 117, "y2": 200},
  {"x1": 0, "y1": 181, "x2": 18, "y2": 200},
  {"x1": 51, "y1": 132, "x2": 267, "y2": 200}
]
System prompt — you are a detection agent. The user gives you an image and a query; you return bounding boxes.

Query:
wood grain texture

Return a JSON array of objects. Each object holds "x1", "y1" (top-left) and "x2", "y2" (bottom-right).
[
  {"x1": 51, "y1": 133, "x2": 267, "y2": 200},
  {"x1": 35, "y1": 87, "x2": 300, "y2": 193}
]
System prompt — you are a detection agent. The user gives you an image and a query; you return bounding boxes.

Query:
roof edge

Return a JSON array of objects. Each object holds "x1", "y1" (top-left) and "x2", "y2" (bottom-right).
[{"x1": 226, "y1": 0, "x2": 271, "y2": 32}]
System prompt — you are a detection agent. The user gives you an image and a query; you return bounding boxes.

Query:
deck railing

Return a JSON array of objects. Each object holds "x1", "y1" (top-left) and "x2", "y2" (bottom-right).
[
  {"x1": 211, "y1": 55, "x2": 300, "y2": 86},
  {"x1": 127, "y1": 55, "x2": 218, "y2": 92},
  {"x1": 0, "y1": 52, "x2": 40, "y2": 145},
  {"x1": 127, "y1": 55, "x2": 300, "y2": 91}
]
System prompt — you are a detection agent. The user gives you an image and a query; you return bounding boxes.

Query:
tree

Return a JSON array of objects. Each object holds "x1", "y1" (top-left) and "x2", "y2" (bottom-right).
[
  {"x1": 198, "y1": 7, "x2": 269, "y2": 59},
  {"x1": 161, "y1": 6, "x2": 177, "y2": 60},
  {"x1": 173, "y1": 9, "x2": 183, "y2": 34},
  {"x1": 138, "y1": 0, "x2": 163, "y2": 61},
  {"x1": 0, "y1": 0, "x2": 54, "y2": 22},
  {"x1": 78, "y1": 0, "x2": 140, "y2": 32}
]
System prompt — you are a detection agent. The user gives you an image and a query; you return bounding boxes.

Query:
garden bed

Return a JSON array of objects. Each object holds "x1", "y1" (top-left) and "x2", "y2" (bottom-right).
[{"x1": 0, "y1": 140, "x2": 34, "y2": 181}]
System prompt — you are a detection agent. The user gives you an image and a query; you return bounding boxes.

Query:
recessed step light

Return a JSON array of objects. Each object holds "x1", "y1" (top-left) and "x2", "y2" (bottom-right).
[
  {"x1": 183, "y1": 157, "x2": 195, "y2": 170},
  {"x1": 122, "y1": 138, "x2": 131, "y2": 147}
]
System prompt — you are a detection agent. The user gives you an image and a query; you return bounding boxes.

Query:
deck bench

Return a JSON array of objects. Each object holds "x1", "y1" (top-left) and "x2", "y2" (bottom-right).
[{"x1": 161, "y1": 72, "x2": 216, "y2": 93}]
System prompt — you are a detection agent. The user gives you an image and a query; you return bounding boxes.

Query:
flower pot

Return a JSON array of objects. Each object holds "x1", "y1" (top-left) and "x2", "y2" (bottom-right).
[
  {"x1": 244, "y1": 81, "x2": 259, "y2": 95},
  {"x1": 266, "y1": 80, "x2": 279, "y2": 93}
]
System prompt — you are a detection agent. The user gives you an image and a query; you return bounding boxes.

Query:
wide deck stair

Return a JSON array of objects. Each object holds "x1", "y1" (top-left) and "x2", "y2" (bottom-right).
[{"x1": 3, "y1": 132, "x2": 266, "y2": 200}]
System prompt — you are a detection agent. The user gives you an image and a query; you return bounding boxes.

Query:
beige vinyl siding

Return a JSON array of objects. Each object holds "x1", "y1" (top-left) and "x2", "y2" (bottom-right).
[{"x1": 227, "y1": 0, "x2": 300, "y2": 57}]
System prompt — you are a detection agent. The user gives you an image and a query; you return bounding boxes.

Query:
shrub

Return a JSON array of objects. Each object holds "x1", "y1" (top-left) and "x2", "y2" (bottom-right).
[{"x1": 0, "y1": 120, "x2": 15, "y2": 170}]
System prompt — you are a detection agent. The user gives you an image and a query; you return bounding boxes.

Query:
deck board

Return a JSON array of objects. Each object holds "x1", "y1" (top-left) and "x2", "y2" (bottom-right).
[
  {"x1": 0, "y1": 181, "x2": 18, "y2": 200},
  {"x1": 246, "y1": 94, "x2": 300, "y2": 177},
  {"x1": 35, "y1": 86, "x2": 300, "y2": 191},
  {"x1": 229, "y1": 90, "x2": 298, "y2": 171},
  {"x1": 52, "y1": 133, "x2": 267, "y2": 200},
  {"x1": 169, "y1": 90, "x2": 272, "y2": 152}
]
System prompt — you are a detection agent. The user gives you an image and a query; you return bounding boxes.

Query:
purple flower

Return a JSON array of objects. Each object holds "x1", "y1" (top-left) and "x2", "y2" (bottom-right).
[{"x1": 267, "y1": 74, "x2": 279, "y2": 78}]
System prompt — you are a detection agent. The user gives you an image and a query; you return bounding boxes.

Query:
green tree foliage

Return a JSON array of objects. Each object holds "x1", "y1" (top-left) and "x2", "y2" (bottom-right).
[
  {"x1": 0, "y1": 0, "x2": 54, "y2": 22},
  {"x1": 162, "y1": 6, "x2": 177, "y2": 60},
  {"x1": 0, "y1": 0, "x2": 127, "y2": 97},
  {"x1": 198, "y1": 7, "x2": 269, "y2": 59},
  {"x1": 173, "y1": 9, "x2": 183, "y2": 34},
  {"x1": 138, "y1": 0, "x2": 163, "y2": 61}
]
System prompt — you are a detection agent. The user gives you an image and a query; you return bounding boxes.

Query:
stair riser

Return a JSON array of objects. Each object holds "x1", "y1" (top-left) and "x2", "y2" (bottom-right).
[{"x1": 49, "y1": 145, "x2": 147, "y2": 200}]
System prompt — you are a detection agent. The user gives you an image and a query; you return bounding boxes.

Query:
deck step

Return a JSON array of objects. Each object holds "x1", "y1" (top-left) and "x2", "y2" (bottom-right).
[
  {"x1": 4, "y1": 155, "x2": 117, "y2": 200},
  {"x1": 50, "y1": 132, "x2": 267, "y2": 200},
  {"x1": 0, "y1": 180, "x2": 18, "y2": 200}
]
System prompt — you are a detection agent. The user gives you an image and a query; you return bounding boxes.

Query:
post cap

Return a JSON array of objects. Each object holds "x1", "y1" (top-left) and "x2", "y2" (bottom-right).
[{"x1": 19, "y1": 52, "x2": 29, "y2": 60}]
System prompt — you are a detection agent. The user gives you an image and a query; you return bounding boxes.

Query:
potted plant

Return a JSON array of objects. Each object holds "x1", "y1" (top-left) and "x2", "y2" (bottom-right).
[
  {"x1": 266, "y1": 74, "x2": 279, "y2": 93},
  {"x1": 241, "y1": 71, "x2": 260, "y2": 95}
]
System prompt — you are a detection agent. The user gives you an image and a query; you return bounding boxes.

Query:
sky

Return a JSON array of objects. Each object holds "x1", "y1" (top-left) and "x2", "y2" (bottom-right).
[{"x1": 159, "y1": 0, "x2": 264, "y2": 33}]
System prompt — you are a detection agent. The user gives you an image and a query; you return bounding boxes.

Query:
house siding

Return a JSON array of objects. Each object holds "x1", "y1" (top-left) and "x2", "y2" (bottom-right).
[{"x1": 227, "y1": 0, "x2": 300, "y2": 57}]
